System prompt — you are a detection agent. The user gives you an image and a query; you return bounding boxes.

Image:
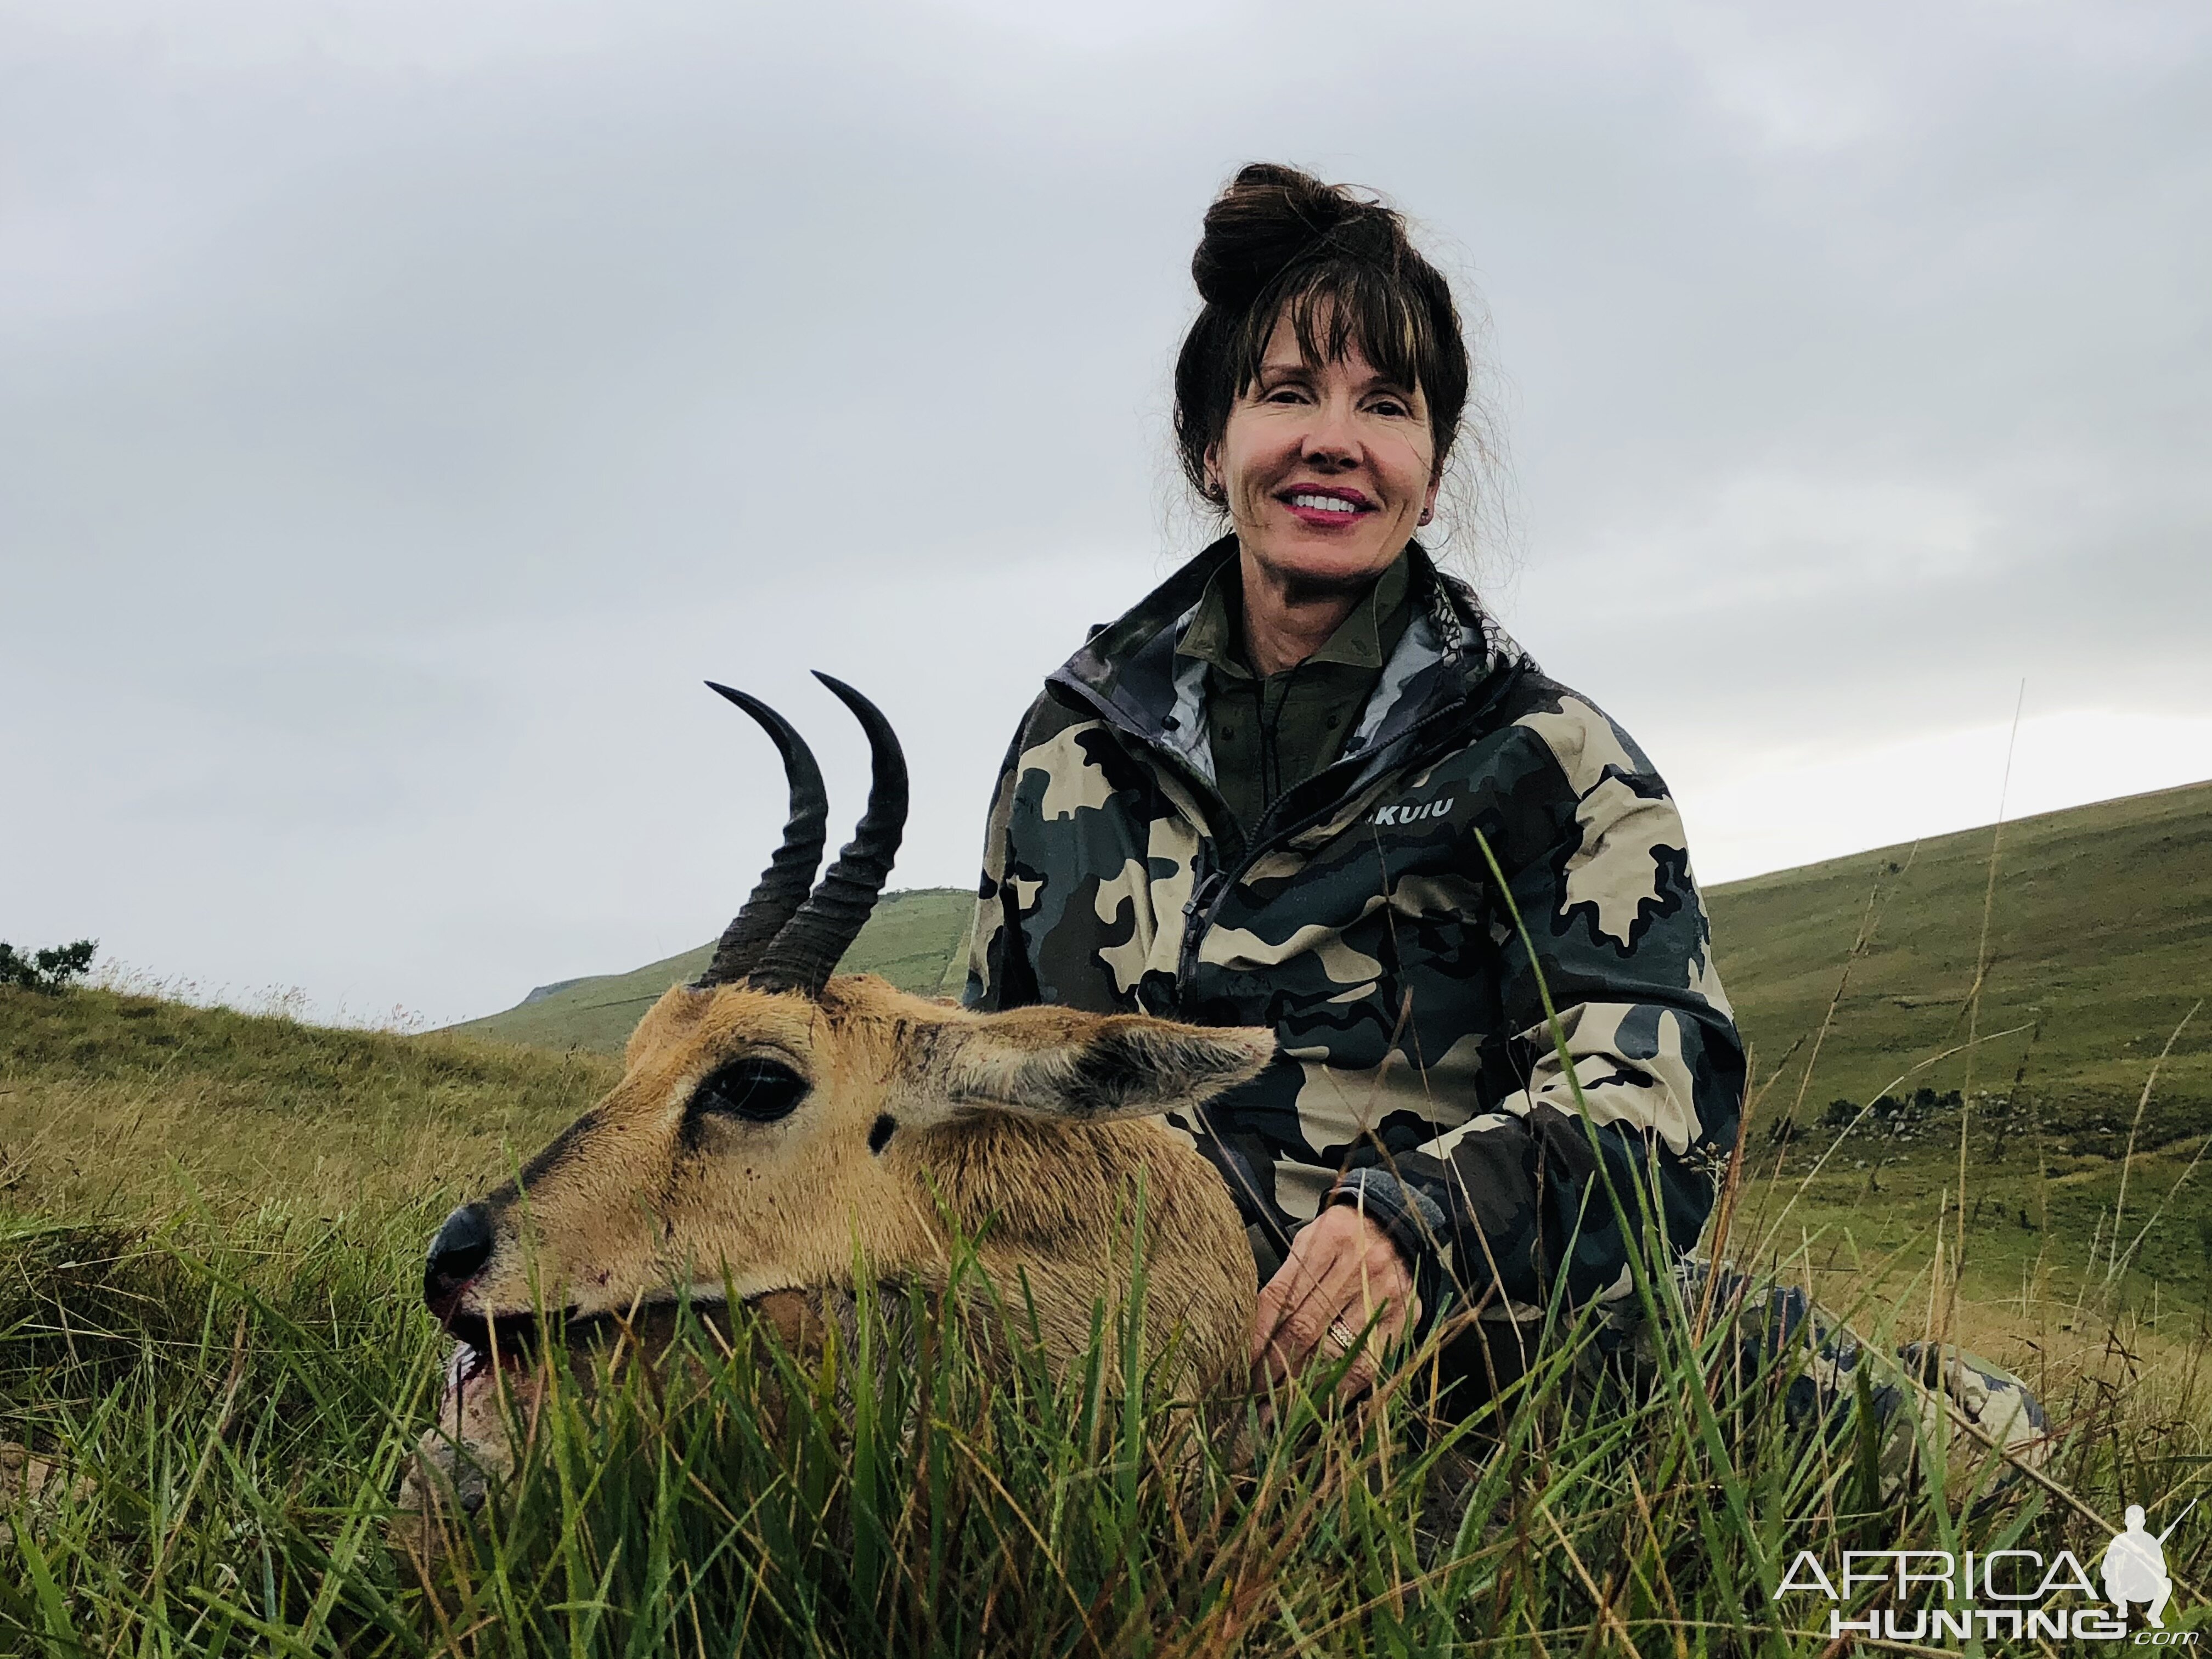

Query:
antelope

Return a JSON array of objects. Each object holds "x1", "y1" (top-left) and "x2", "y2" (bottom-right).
[{"x1": 400, "y1": 675, "x2": 1273, "y2": 1518}]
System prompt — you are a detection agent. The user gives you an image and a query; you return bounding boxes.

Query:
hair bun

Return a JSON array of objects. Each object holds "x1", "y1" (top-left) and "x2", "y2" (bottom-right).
[{"x1": 1190, "y1": 162, "x2": 1403, "y2": 310}]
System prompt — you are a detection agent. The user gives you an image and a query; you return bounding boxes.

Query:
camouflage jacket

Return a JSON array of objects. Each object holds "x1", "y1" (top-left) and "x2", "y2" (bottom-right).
[{"x1": 963, "y1": 538, "x2": 1745, "y2": 1326}]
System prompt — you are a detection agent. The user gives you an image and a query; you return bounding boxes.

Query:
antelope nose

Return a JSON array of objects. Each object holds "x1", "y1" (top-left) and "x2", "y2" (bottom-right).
[{"x1": 424, "y1": 1203, "x2": 495, "y2": 1309}]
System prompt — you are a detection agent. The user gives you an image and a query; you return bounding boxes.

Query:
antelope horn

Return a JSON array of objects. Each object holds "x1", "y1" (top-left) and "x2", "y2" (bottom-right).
[
  {"x1": 692, "y1": 683, "x2": 829, "y2": 988},
  {"x1": 747, "y1": 673, "x2": 907, "y2": 996}
]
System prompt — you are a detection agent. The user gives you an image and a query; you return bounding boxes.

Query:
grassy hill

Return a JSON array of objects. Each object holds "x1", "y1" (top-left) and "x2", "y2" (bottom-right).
[
  {"x1": 1715, "y1": 780, "x2": 2212, "y2": 1315},
  {"x1": 1712, "y1": 777, "x2": 2211, "y2": 1132},
  {"x1": 449, "y1": 887, "x2": 974, "y2": 1054},
  {"x1": 0, "y1": 987, "x2": 616, "y2": 1220},
  {"x1": 10, "y1": 779, "x2": 2200, "y2": 1289}
]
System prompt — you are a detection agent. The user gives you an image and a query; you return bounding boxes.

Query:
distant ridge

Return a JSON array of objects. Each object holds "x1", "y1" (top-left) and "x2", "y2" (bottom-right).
[{"x1": 520, "y1": 977, "x2": 595, "y2": 1006}]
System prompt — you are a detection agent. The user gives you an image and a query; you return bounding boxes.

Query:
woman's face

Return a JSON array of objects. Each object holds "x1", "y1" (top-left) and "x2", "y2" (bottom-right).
[{"x1": 1207, "y1": 307, "x2": 1440, "y2": 594}]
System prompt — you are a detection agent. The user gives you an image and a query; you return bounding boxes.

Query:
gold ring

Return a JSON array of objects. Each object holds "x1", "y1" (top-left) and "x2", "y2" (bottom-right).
[{"x1": 1325, "y1": 1318, "x2": 1361, "y2": 1355}]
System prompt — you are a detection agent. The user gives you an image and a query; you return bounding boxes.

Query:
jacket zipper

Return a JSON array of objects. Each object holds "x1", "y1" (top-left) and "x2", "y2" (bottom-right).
[{"x1": 1170, "y1": 697, "x2": 1477, "y2": 996}]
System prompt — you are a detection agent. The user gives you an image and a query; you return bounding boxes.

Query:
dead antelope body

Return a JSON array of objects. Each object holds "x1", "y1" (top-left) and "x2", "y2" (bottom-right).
[{"x1": 401, "y1": 675, "x2": 1273, "y2": 1519}]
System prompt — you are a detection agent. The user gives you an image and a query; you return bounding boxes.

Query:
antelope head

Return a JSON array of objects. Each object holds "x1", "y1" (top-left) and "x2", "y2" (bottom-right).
[{"x1": 404, "y1": 676, "x2": 1270, "y2": 1519}]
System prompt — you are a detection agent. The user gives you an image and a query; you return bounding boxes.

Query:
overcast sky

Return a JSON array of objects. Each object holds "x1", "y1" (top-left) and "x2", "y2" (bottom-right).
[{"x1": 5, "y1": 0, "x2": 2208, "y2": 1028}]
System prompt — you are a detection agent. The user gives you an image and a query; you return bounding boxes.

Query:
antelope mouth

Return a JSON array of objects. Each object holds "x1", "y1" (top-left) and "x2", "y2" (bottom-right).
[
  {"x1": 439, "y1": 1312, "x2": 544, "y2": 1370},
  {"x1": 441, "y1": 1299, "x2": 733, "y2": 1378}
]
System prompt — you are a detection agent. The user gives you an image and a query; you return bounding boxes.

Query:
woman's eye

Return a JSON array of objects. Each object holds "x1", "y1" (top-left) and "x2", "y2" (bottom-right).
[{"x1": 690, "y1": 1057, "x2": 809, "y2": 1123}]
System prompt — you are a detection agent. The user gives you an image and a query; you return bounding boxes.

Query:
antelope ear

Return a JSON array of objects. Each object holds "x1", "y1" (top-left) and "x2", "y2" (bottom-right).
[{"x1": 894, "y1": 1008, "x2": 1274, "y2": 1125}]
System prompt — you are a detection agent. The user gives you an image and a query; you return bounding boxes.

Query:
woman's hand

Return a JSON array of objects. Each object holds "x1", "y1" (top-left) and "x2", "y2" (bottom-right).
[{"x1": 1250, "y1": 1205, "x2": 1419, "y2": 1398}]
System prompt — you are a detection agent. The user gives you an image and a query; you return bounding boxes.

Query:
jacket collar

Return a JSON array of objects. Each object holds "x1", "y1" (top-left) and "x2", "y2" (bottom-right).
[
  {"x1": 1050, "y1": 534, "x2": 1528, "y2": 776},
  {"x1": 1176, "y1": 548, "x2": 1412, "y2": 679}
]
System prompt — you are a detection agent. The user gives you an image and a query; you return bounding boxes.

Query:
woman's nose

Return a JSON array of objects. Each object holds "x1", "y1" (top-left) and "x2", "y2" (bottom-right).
[{"x1": 1299, "y1": 402, "x2": 1361, "y2": 466}]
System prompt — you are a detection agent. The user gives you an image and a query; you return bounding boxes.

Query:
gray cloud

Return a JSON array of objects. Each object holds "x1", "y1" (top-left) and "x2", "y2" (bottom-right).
[{"x1": 3, "y1": 0, "x2": 2207, "y2": 1023}]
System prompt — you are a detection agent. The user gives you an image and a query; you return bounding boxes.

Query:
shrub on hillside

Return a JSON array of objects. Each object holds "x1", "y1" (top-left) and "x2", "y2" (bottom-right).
[{"x1": 0, "y1": 939, "x2": 95, "y2": 995}]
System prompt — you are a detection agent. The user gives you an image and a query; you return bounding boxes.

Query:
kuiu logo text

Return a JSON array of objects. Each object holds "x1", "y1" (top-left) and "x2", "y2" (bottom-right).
[{"x1": 1371, "y1": 796, "x2": 1454, "y2": 827}]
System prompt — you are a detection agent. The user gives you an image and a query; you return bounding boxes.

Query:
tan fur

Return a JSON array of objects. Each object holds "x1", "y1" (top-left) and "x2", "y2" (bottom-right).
[
  {"x1": 398, "y1": 975, "x2": 1270, "y2": 1547},
  {"x1": 441, "y1": 973, "x2": 1269, "y2": 1384}
]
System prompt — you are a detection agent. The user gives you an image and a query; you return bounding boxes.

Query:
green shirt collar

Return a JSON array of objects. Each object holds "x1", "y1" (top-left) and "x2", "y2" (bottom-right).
[{"x1": 1176, "y1": 549, "x2": 1413, "y2": 680}]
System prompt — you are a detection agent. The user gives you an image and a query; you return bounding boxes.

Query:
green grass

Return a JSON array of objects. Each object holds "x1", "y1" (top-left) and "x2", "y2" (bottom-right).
[
  {"x1": 4, "y1": 984, "x2": 2210, "y2": 1652},
  {"x1": 6, "y1": 781, "x2": 2212, "y2": 1651},
  {"x1": 5, "y1": 1182, "x2": 2205, "y2": 1654},
  {"x1": 448, "y1": 889, "x2": 974, "y2": 1056}
]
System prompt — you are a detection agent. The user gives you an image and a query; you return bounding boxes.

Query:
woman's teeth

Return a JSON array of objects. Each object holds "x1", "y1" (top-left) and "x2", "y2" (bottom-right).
[{"x1": 1288, "y1": 493, "x2": 1362, "y2": 514}]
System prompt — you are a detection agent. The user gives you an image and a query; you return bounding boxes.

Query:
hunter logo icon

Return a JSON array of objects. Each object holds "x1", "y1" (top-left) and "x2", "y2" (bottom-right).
[
  {"x1": 1370, "y1": 794, "x2": 1454, "y2": 827},
  {"x1": 2103, "y1": 1500, "x2": 2190, "y2": 1628}
]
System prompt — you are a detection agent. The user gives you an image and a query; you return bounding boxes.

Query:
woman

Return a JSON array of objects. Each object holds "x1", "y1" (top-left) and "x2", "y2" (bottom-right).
[{"x1": 962, "y1": 165, "x2": 1746, "y2": 1402}]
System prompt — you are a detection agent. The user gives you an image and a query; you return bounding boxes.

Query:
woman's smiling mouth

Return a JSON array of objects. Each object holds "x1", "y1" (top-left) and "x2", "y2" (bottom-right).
[{"x1": 1279, "y1": 486, "x2": 1376, "y2": 525}]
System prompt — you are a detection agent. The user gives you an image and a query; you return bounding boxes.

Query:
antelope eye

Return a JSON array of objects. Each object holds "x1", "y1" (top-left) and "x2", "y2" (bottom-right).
[{"x1": 689, "y1": 1057, "x2": 809, "y2": 1123}]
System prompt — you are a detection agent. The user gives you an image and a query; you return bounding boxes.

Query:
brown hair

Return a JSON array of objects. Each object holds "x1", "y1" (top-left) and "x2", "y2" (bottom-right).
[{"x1": 1172, "y1": 163, "x2": 1471, "y2": 508}]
